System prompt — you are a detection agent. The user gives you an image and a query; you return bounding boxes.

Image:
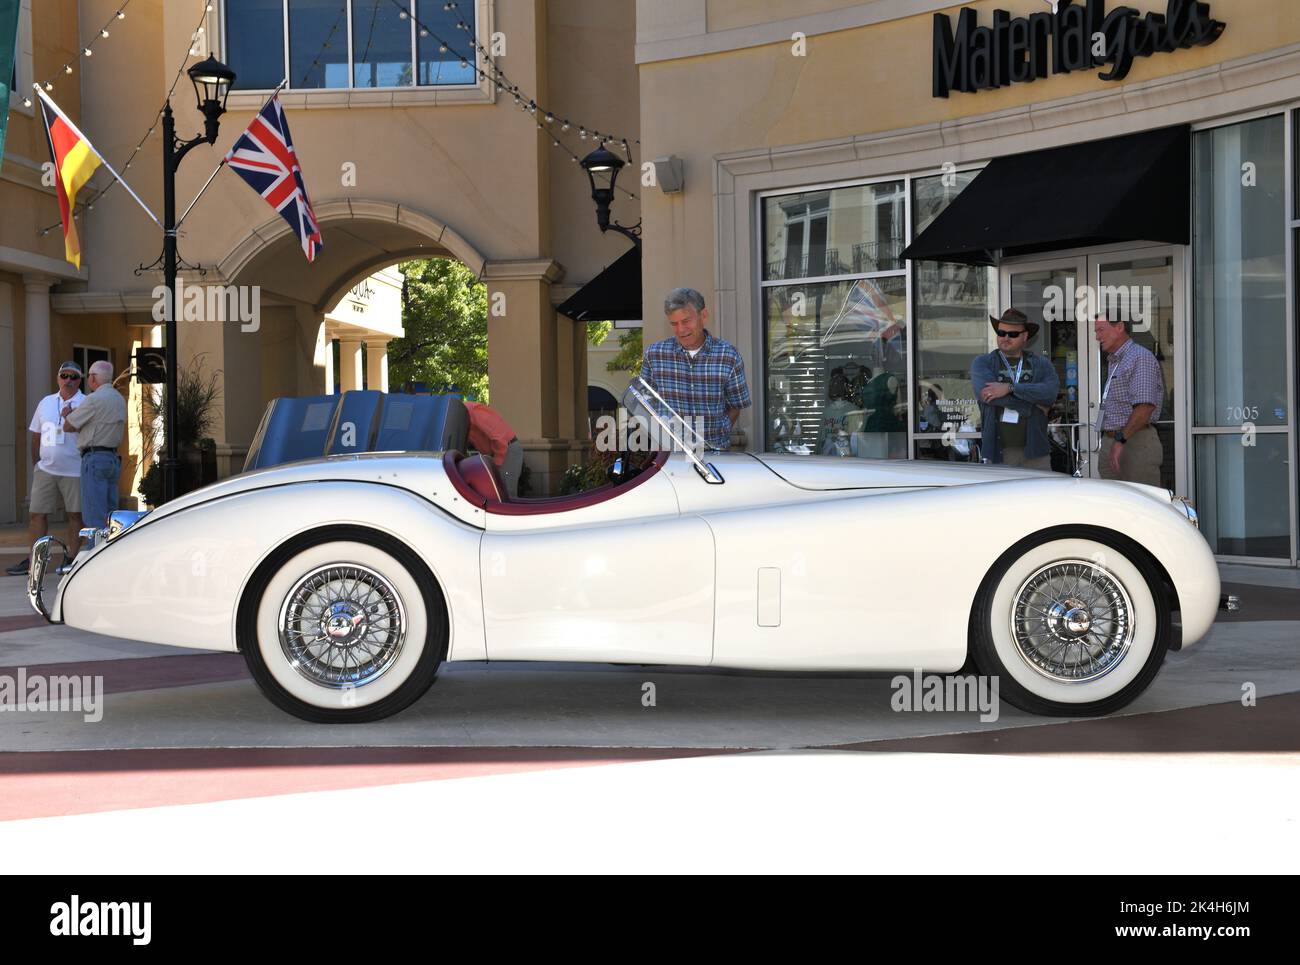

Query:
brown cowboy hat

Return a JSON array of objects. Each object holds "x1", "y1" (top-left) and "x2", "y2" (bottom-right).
[{"x1": 989, "y1": 307, "x2": 1040, "y2": 339}]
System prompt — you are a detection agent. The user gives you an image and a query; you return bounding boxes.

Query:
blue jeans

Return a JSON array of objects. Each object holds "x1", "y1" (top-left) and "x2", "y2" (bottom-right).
[{"x1": 80, "y1": 450, "x2": 120, "y2": 530}]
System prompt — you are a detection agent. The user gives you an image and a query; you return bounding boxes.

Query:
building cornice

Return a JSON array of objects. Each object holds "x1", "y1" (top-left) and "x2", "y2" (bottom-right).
[
  {"x1": 0, "y1": 245, "x2": 86, "y2": 283},
  {"x1": 481, "y1": 258, "x2": 565, "y2": 284},
  {"x1": 50, "y1": 291, "x2": 158, "y2": 314},
  {"x1": 636, "y1": 0, "x2": 955, "y2": 65},
  {"x1": 714, "y1": 40, "x2": 1300, "y2": 182}
]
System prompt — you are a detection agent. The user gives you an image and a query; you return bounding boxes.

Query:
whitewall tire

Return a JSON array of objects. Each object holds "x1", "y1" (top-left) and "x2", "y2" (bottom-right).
[
  {"x1": 969, "y1": 530, "x2": 1170, "y2": 717},
  {"x1": 239, "y1": 528, "x2": 447, "y2": 723}
]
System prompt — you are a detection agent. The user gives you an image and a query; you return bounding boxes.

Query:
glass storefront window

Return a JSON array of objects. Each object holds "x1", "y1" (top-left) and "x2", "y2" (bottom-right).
[
  {"x1": 418, "y1": 3, "x2": 479, "y2": 85},
  {"x1": 911, "y1": 172, "x2": 997, "y2": 451},
  {"x1": 1193, "y1": 116, "x2": 1287, "y2": 428},
  {"x1": 352, "y1": 0, "x2": 415, "y2": 87},
  {"x1": 290, "y1": 0, "x2": 351, "y2": 89},
  {"x1": 764, "y1": 276, "x2": 908, "y2": 457},
  {"x1": 226, "y1": 0, "x2": 287, "y2": 91},
  {"x1": 228, "y1": 1, "x2": 479, "y2": 90},
  {"x1": 762, "y1": 183, "x2": 906, "y2": 281},
  {"x1": 1194, "y1": 434, "x2": 1291, "y2": 558}
]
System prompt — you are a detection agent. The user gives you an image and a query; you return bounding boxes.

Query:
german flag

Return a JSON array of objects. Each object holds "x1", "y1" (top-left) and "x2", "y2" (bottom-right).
[{"x1": 37, "y1": 90, "x2": 103, "y2": 269}]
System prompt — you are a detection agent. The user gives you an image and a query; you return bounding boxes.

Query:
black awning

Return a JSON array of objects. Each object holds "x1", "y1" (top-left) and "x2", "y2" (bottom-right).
[
  {"x1": 902, "y1": 125, "x2": 1190, "y2": 266},
  {"x1": 557, "y1": 245, "x2": 642, "y2": 321}
]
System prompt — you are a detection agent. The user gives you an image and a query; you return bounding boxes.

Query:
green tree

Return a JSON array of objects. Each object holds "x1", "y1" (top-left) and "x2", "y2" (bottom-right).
[
  {"x1": 606, "y1": 327, "x2": 643, "y2": 375},
  {"x1": 586, "y1": 319, "x2": 613, "y2": 346},
  {"x1": 389, "y1": 258, "x2": 489, "y2": 400}
]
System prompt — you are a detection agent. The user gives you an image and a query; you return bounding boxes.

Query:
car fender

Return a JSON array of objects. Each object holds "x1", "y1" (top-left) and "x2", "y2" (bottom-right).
[{"x1": 55, "y1": 481, "x2": 486, "y2": 661}]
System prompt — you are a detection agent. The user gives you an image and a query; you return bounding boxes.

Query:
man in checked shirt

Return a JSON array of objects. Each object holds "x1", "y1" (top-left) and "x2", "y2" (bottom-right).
[
  {"x1": 639, "y1": 288, "x2": 752, "y2": 451},
  {"x1": 1093, "y1": 314, "x2": 1165, "y2": 486}
]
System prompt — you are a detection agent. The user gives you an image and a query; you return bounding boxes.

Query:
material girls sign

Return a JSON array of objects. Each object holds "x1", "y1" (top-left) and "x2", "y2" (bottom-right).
[{"x1": 932, "y1": 0, "x2": 1225, "y2": 98}]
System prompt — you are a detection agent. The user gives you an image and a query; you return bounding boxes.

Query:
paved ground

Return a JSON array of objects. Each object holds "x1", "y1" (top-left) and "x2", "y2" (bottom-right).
[{"x1": 0, "y1": 540, "x2": 1296, "y2": 869}]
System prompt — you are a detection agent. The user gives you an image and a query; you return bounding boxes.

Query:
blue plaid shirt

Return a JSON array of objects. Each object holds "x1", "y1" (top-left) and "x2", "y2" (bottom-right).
[{"x1": 640, "y1": 330, "x2": 752, "y2": 449}]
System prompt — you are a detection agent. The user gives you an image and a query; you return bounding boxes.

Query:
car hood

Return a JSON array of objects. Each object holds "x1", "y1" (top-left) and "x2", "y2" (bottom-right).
[{"x1": 753, "y1": 452, "x2": 1049, "y2": 490}]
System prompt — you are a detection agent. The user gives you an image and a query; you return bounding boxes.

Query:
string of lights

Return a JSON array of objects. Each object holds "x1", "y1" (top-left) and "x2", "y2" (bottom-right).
[
  {"x1": 37, "y1": 1, "x2": 214, "y2": 236},
  {"x1": 21, "y1": 0, "x2": 135, "y2": 107},
  {"x1": 385, "y1": 0, "x2": 641, "y2": 201}
]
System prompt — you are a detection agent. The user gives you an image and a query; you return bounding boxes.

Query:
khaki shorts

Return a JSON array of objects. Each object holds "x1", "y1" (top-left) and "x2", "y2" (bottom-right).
[{"x1": 30, "y1": 468, "x2": 81, "y2": 514}]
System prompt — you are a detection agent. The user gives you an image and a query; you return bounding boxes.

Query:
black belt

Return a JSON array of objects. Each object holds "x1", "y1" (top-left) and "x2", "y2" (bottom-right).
[
  {"x1": 81, "y1": 446, "x2": 118, "y2": 454},
  {"x1": 1102, "y1": 428, "x2": 1149, "y2": 439}
]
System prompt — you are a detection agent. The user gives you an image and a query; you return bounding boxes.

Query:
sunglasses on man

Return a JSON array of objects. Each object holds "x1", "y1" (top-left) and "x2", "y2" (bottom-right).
[
  {"x1": 59, "y1": 372, "x2": 81, "y2": 381},
  {"x1": 996, "y1": 329, "x2": 1027, "y2": 338}
]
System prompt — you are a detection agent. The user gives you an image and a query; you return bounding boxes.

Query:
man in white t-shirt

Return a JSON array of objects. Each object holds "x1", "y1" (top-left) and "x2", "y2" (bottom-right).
[{"x1": 7, "y1": 361, "x2": 86, "y2": 576}]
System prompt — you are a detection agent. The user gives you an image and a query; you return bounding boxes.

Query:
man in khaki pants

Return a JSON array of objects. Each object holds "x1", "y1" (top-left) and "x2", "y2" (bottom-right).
[
  {"x1": 1094, "y1": 315, "x2": 1165, "y2": 486},
  {"x1": 7, "y1": 362, "x2": 86, "y2": 576}
]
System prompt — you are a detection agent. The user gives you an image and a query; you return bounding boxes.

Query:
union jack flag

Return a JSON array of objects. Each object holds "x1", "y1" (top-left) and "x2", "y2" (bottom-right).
[{"x1": 224, "y1": 95, "x2": 323, "y2": 262}]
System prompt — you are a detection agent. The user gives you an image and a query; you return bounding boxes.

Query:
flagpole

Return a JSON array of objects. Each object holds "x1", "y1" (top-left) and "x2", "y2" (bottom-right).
[
  {"x1": 34, "y1": 87, "x2": 162, "y2": 228},
  {"x1": 175, "y1": 159, "x2": 225, "y2": 229},
  {"x1": 175, "y1": 80, "x2": 286, "y2": 231}
]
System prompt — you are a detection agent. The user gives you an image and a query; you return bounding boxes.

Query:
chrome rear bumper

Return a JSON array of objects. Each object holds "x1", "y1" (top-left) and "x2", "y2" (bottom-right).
[{"x1": 27, "y1": 536, "x2": 67, "y2": 624}]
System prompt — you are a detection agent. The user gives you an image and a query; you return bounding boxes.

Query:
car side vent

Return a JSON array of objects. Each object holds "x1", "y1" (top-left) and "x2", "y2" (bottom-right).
[{"x1": 757, "y1": 568, "x2": 781, "y2": 627}]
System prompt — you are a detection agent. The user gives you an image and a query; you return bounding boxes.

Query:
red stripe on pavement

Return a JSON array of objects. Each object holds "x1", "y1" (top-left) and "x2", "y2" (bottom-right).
[
  {"x1": 0, "y1": 653, "x2": 248, "y2": 695},
  {"x1": 0, "y1": 746, "x2": 734, "y2": 821},
  {"x1": 0, "y1": 615, "x2": 48, "y2": 633}
]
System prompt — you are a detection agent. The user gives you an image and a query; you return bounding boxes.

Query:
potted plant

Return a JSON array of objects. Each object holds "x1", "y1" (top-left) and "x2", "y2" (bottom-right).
[{"x1": 138, "y1": 356, "x2": 223, "y2": 506}]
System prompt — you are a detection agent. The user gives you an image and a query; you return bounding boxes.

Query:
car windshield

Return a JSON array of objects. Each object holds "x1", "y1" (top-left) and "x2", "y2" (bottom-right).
[{"x1": 619, "y1": 377, "x2": 717, "y2": 457}]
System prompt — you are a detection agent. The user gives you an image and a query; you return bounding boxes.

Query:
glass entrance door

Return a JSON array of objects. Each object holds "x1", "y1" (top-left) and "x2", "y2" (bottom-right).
[
  {"x1": 1001, "y1": 246, "x2": 1183, "y2": 487},
  {"x1": 1004, "y1": 256, "x2": 1093, "y2": 476}
]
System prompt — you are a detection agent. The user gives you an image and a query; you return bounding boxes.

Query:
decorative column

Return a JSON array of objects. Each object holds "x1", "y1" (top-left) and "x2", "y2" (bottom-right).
[
  {"x1": 338, "y1": 338, "x2": 364, "y2": 392},
  {"x1": 323, "y1": 335, "x2": 336, "y2": 395},
  {"x1": 480, "y1": 258, "x2": 586, "y2": 495},
  {"x1": 364, "y1": 338, "x2": 389, "y2": 393},
  {"x1": 23, "y1": 276, "x2": 54, "y2": 465}
]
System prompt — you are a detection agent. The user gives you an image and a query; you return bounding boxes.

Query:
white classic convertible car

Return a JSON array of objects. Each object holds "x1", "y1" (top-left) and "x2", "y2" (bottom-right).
[{"x1": 29, "y1": 383, "x2": 1226, "y2": 723}]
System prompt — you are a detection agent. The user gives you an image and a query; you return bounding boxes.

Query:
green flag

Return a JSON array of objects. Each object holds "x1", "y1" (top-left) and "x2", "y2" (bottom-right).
[{"x1": 0, "y1": 0, "x2": 20, "y2": 173}]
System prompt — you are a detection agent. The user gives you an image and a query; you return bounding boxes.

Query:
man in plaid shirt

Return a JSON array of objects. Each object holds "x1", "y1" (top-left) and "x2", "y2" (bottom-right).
[
  {"x1": 1094, "y1": 314, "x2": 1165, "y2": 485},
  {"x1": 639, "y1": 288, "x2": 752, "y2": 450}
]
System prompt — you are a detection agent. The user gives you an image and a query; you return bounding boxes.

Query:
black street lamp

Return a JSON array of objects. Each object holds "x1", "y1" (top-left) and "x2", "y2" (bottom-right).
[
  {"x1": 160, "y1": 56, "x2": 235, "y2": 502},
  {"x1": 580, "y1": 145, "x2": 641, "y2": 247}
]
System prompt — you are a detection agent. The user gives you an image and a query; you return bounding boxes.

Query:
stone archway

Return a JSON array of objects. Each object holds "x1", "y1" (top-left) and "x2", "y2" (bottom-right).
[{"x1": 209, "y1": 199, "x2": 585, "y2": 492}]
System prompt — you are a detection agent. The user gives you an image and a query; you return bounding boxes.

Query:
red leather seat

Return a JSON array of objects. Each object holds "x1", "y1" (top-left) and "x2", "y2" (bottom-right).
[
  {"x1": 458, "y1": 453, "x2": 506, "y2": 505},
  {"x1": 442, "y1": 449, "x2": 669, "y2": 515}
]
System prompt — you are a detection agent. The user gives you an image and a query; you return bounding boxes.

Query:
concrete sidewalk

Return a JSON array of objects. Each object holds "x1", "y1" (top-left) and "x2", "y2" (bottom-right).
[{"x1": 0, "y1": 559, "x2": 1295, "y2": 753}]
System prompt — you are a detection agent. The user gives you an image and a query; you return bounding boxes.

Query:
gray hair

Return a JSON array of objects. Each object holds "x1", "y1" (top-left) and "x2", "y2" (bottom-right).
[
  {"x1": 88, "y1": 360, "x2": 113, "y2": 383},
  {"x1": 663, "y1": 287, "x2": 706, "y2": 315}
]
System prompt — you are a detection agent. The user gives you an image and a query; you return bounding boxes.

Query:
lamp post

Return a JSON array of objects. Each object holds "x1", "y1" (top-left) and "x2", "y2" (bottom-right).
[
  {"x1": 580, "y1": 145, "x2": 641, "y2": 247},
  {"x1": 161, "y1": 55, "x2": 235, "y2": 502}
]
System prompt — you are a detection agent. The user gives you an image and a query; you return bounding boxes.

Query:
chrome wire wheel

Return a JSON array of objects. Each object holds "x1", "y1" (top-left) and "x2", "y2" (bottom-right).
[
  {"x1": 278, "y1": 563, "x2": 407, "y2": 689},
  {"x1": 1010, "y1": 558, "x2": 1134, "y2": 683}
]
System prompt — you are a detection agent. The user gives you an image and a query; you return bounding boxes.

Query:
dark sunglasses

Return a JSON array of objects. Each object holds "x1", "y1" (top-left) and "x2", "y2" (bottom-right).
[
  {"x1": 996, "y1": 329, "x2": 1027, "y2": 338},
  {"x1": 59, "y1": 372, "x2": 81, "y2": 380}
]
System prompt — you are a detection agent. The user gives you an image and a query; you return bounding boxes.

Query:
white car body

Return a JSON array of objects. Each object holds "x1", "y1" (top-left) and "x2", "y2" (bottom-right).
[{"x1": 43, "y1": 448, "x2": 1220, "y2": 680}]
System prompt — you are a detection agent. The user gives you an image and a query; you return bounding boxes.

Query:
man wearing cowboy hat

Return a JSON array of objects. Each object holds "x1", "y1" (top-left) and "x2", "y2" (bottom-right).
[{"x1": 970, "y1": 308, "x2": 1060, "y2": 469}]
